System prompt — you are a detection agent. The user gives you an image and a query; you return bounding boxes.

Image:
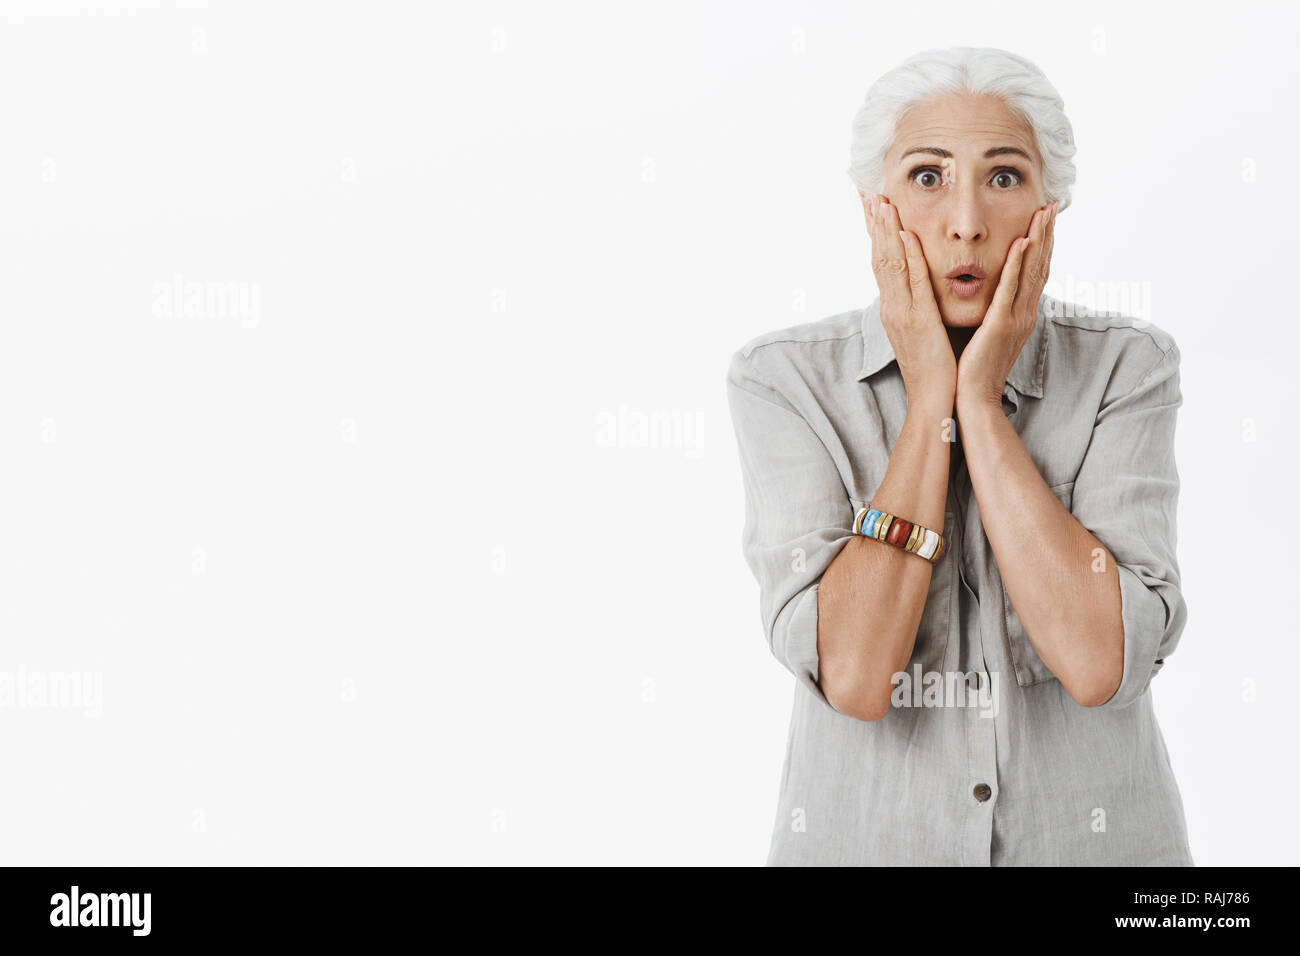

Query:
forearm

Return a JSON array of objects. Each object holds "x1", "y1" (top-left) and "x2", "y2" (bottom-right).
[
  {"x1": 817, "y1": 388, "x2": 955, "y2": 720},
  {"x1": 955, "y1": 396, "x2": 1123, "y2": 706}
]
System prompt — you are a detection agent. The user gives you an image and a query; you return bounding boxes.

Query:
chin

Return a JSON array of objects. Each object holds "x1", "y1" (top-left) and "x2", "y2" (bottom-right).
[{"x1": 939, "y1": 296, "x2": 988, "y2": 327}]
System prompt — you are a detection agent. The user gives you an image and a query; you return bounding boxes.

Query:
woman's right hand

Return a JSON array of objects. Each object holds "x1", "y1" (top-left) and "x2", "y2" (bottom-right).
[{"x1": 861, "y1": 192, "x2": 956, "y2": 404}]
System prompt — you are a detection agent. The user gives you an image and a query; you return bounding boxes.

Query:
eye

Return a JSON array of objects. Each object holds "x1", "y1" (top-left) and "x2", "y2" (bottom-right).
[
  {"x1": 908, "y1": 166, "x2": 944, "y2": 188},
  {"x1": 992, "y1": 168, "x2": 1024, "y2": 189}
]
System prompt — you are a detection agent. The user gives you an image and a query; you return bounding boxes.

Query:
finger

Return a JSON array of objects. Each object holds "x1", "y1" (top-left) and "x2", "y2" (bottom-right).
[
  {"x1": 862, "y1": 191, "x2": 879, "y2": 248},
  {"x1": 1043, "y1": 201, "x2": 1056, "y2": 281},
  {"x1": 859, "y1": 190, "x2": 875, "y2": 228},
  {"x1": 989, "y1": 235, "x2": 1026, "y2": 323},
  {"x1": 877, "y1": 198, "x2": 909, "y2": 262},
  {"x1": 1013, "y1": 205, "x2": 1050, "y2": 312},
  {"x1": 898, "y1": 229, "x2": 940, "y2": 318},
  {"x1": 862, "y1": 191, "x2": 884, "y2": 278},
  {"x1": 875, "y1": 198, "x2": 914, "y2": 300},
  {"x1": 1030, "y1": 202, "x2": 1055, "y2": 295},
  {"x1": 864, "y1": 193, "x2": 891, "y2": 292},
  {"x1": 1032, "y1": 203, "x2": 1052, "y2": 273},
  {"x1": 871, "y1": 198, "x2": 912, "y2": 316}
]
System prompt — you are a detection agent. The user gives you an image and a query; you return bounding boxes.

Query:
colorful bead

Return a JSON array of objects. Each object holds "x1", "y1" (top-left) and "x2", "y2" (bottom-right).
[
  {"x1": 917, "y1": 529, "x2": 939, "y2": 560},
  {"x1": 886, "y1": 518, "x2": 912, "y2": 548}
]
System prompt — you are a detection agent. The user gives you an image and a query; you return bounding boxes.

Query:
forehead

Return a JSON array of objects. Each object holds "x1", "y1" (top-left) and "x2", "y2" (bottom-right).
[{"x1": 888, "y1": 93, "x2": 1039, "y2": 163}]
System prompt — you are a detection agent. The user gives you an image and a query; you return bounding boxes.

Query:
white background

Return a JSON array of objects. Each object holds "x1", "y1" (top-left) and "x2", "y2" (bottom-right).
[{"x1": 0, "y1": 0, "x2": 1295, "y2": 865}]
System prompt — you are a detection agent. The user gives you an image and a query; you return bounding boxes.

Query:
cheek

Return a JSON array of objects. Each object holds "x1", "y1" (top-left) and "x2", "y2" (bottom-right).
[
  {"x1": 895, "y1": 209, "x2": 941, "y2": 250},
  {"x1": 1004, "y1": 209, "x2": 1038, "y2": 238},
  {"x1": 893, "y1": 197, "x2": 939, "y2": 227}
]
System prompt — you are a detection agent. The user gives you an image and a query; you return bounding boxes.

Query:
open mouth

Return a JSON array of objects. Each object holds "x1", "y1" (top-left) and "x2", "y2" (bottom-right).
[{"x1": 945, "y1": 274, "x2": 986, "y2": 298}]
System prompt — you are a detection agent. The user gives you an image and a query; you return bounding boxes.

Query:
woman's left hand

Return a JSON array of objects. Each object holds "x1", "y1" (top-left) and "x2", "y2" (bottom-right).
[{"x1": 956, "y1": 200, "x2": 1058, "y2": 407}]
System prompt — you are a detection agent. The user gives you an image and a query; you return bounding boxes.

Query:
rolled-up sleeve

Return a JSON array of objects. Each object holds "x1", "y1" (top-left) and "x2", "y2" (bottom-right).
[
  {"x1": 725, "y1": 349, "x2": 856, "y2": 711},
  {"x1": 1071, "y1": 342, "x2": 1188, "y2": 711}
]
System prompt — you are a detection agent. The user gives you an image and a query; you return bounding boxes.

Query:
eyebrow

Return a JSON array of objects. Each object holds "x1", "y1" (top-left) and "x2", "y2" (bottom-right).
[{"x1": 899, "y1": 146, "x2": 1033, "y2": 163}]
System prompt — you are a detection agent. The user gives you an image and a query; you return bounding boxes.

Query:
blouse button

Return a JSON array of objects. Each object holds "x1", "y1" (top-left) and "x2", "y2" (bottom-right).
[{"x1": 973, "y1": 783, "x2": 993, "y2": 802}]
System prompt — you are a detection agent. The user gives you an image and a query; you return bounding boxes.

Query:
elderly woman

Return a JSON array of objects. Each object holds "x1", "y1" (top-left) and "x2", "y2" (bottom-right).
[{"x1": 726, "y1": 47, "x2": 1191, "y2": 866}]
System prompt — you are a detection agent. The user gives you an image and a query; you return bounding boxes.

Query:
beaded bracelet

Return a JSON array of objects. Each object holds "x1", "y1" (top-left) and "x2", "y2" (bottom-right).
[{"x1": 852, "y1": 506, "x2": 947, "y2": 564}]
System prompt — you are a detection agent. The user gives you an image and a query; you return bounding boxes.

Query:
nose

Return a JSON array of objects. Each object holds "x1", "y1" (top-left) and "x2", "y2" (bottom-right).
[{"x1": 948, "y1": 185, "x2": 986, "y2": 242}]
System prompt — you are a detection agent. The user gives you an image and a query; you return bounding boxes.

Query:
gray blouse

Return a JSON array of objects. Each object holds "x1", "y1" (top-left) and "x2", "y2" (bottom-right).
[{"x1": 725, "y1": 294, "x2": 1192, "y2": 866}]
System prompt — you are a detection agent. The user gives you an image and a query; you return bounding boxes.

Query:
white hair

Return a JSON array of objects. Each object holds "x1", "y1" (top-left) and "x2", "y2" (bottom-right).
[{"x1": 846, "y1": 46, "x2": 1077, "y2": 212}]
